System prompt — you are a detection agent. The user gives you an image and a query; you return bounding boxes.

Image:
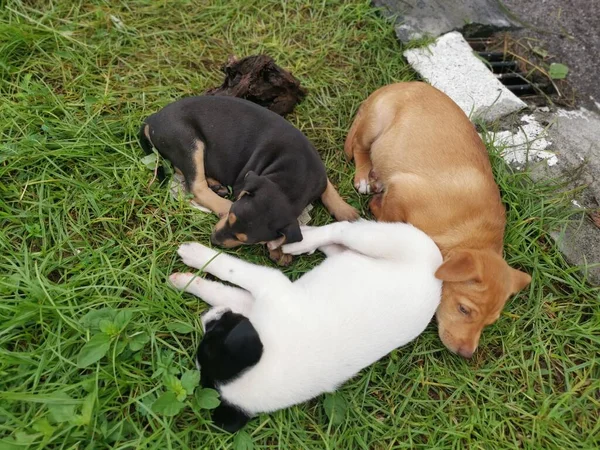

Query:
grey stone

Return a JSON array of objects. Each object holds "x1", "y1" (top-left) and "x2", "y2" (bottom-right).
[
  {"x1": 373, "y1": 0, "x2": 518, "y2": 43},
  {"x1": 551, "y1": 219, "x2": 600, "y2": 286},
  {"x1": 498, "y1": 106, "x2": 600, "y2": 285},
  {"x1": 404, "y1": 32, "x2": 526, "y2": 122}
]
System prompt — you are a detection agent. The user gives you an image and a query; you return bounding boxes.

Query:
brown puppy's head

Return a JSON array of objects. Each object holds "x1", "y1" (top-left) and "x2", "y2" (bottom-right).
[
  {"x1": 434, "y1": 249, "x2": 531, "y2": 358},
  {"x1": 211, "y1": 171, "x2": 302, "y2": 249}
]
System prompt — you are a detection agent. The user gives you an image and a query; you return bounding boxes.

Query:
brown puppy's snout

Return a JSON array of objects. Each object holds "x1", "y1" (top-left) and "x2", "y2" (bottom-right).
[{"x1": 456, "y1": 346, "x2": 475, "y2": 359}]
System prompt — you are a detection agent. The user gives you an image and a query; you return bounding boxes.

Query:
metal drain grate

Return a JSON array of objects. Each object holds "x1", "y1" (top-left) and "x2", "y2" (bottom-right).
[{"x1": 467, "y1": 38, "x2": 552, "y2": 98}]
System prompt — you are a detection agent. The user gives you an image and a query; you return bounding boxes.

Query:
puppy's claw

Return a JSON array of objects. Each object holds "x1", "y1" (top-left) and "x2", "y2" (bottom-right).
[
  {"x1": 356, "y1": 179, "x2": 370, "y2": 195},
  {"x1": 169, "y1": 272, "x2": 196, "y2": 290}
]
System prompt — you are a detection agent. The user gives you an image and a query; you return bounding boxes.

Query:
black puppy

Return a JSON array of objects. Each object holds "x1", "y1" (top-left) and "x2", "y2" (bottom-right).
[{"x1": 139, "y1": 96, "x2": 358, "y2": 263}]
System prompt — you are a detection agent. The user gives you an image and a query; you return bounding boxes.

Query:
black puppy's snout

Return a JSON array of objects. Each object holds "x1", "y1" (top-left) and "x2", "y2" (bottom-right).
[{"x1": 210, "y1": 232, "x2": 220, "y2": 246}]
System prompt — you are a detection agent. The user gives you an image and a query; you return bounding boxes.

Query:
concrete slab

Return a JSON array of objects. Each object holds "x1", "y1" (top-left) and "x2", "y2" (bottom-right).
[
  {"x1": 404, "y1": 32, "x2": 526, "y2": 122},
  {"x1": 491, "y1": 114, "x2": 557, "y2": 169},
  {"x1": 373, "y1": 0, "x2": 517, "y2": 43}
]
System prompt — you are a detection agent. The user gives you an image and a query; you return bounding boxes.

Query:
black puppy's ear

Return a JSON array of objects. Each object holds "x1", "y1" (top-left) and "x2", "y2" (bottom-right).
[
  {"x1": 212, "y1": 401, "x2": 251, "y2": 433},
  {"x1": 240, "y1": 171, "x2": 264, "y2": 196},
  {"x1": 280, "y1": 221, "x2": 303, "y2": 244},
  {"x1": 224, "y1": 318, "x2": 263, "y2": 369}
]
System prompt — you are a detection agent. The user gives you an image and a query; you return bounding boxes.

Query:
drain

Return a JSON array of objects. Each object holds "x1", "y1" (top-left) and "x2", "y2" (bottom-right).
[{"x1": 467, "y1": 38, "x2": 553, "y2": 99}]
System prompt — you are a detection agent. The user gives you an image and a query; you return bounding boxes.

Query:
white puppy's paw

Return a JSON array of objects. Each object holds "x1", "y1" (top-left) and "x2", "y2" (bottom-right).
[
  {"x1": 281, "y1": 229, "x2": 324, "y2": 255},
  {"x1": 177, "y1": 242, "x2": 219, "y2": 269},
  {"x1": 169, "y1": 272, "x2": 197, "y2": 290},
  {"x1": 355, "y1": 178, "x2": 371, "y2": 195}
]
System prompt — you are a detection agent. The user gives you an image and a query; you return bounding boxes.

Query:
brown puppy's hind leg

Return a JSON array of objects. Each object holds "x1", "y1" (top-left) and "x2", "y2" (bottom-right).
[
  {"x1": 188, "y1": 141, "x2": 232, "y2": 217},
  {"x1": 321, "y1": 179, "x2": 360, "y2": 222},
  {"x1": 344, "y1": 104, "x2": 381, "y2": 194},
  {"x1": 369, "y1": 185, "x2": 407, "y2": 223}
]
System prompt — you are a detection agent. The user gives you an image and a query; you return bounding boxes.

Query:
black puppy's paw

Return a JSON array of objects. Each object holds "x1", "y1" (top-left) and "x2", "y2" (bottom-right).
[{"x1": 268, "y1": 247, "x2": 293, "y2": 266}]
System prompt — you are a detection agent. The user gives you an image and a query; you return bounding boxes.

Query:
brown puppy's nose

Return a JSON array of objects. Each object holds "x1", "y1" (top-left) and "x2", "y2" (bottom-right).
[
  {"x1": 457, "y1": 347, "x2": 475, "y2": 359},
  {"x1": 210, "y1": 233, "x2": 219, "y2": 246}
]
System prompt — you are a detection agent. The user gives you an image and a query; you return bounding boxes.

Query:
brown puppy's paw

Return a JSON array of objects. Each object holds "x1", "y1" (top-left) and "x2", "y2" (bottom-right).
[
  {"x1": 268, "y1": 247, "x2": 293, "y2": 266},
  {"x1": 354, "y1": 177, "x2": 371, "y2": 195}
]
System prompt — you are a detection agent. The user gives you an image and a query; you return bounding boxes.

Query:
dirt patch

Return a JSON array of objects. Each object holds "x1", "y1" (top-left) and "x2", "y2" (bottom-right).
[{"x1": 205, "y1": 54, "x2": 307, "y2": 116}]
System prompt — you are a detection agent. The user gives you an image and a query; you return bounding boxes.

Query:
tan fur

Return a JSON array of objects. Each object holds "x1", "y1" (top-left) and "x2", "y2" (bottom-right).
[
  {"x1": 346, "y1": 82, "x2": 531, "y2": 357},
  {"x1": 321, "y1": 179, "x2": 360, "y2": 222},
  {"x1": 189, "y1": 141, "x2": 232, "y2": 217}
]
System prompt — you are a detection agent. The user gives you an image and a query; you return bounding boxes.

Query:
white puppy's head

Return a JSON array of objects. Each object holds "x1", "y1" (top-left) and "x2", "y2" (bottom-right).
[{"x1": 196, "y1": 307, "x2": 263, "y2": 433}]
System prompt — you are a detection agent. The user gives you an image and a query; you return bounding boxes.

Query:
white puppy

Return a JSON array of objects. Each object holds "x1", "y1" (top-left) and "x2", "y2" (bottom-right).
[{"x1": 169, "y1": 220, "x2": 442, "y2": 432}]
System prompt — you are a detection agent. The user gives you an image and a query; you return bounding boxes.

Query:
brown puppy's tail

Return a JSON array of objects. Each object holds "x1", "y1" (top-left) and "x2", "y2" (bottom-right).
[
  {"x1": 321, "y1": 179, "x2": 360, "y2": 222},
  {"x1": 138, "y1": 123, "x2": 166, "y2": 183},
  {"x1": 343, "y1": 104, "x2": 364, "y2": 161}
]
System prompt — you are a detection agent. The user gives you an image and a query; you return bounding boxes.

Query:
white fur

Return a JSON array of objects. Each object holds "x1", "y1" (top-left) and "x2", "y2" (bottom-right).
[{"x1": 170, "y1": 220, "x2": 443, "y2": 416}]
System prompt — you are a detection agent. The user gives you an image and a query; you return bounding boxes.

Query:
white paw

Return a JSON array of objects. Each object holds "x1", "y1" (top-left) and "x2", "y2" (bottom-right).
[
  {"x1": 169, "y1": 272, "x2": 196, "y2": 290},
  {"x1": 281, "y1": 231, "x2": 320, "y2": 255},
  {"x1": 177, "y1": 242, "x2": 219, "y2": 269},
  {"x1": 355, "y1": 179, "x2": 370, "y2": 195}
]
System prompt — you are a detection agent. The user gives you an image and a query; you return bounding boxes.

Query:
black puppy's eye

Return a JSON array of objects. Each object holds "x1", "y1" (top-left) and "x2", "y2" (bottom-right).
[{"x1": 458, "y1": 304, "x2": 470, "y2": 315}]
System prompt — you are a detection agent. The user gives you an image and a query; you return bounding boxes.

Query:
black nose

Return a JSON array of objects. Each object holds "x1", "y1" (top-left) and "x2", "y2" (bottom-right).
[{"x1": 210, "y1": 233, "x2": 219, "y2": 246}]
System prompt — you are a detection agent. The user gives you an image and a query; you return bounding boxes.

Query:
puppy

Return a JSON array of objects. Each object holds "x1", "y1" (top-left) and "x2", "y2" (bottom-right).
[
  {"x1": 344, "y1": 82, "x2": 532, "y2": 358},
  {"x1": 169, "y1": 220, "x2": 442, "y2": 432},
  {"x1": 139, "y1": 96, "x2": 358, "y2": 263}
]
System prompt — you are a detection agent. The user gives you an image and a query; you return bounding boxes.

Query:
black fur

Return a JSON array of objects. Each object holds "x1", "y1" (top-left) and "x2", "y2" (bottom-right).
[
  {"x1": 139, "y1": 96, "x2": 328, "y2": 246},
  {"x1": 197, "y1": 310, "x2": 263, "y2": 433},
  {"x1": 137, "y1": 124, "x2": 166, "y2": 183}
]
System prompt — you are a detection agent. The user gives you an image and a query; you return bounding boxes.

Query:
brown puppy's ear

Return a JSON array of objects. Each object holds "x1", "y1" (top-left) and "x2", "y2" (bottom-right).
[
  {"x1": 435, "y1": 250, "x2": 481, "y2": 282},
  {"x1": 510, "y1": 268, "x2": 531, "y2": 294}
]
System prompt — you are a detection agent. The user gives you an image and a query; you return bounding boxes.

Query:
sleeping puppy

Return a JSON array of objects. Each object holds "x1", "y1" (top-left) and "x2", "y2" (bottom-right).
[
  {"x1": 169, "y1": 220, "x2": 442, "y2": 432},
  {"x1": 344, "y1": 82, "x2": 531, "y2": 358},
  {"x1": 139, "y1": 96, "x2": 358, "y2": 263}
]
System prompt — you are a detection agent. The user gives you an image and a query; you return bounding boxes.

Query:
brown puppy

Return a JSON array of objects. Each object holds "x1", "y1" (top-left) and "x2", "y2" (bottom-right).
[{"x1": 345, "y1": 82, "x2": 531, "y2": 358}]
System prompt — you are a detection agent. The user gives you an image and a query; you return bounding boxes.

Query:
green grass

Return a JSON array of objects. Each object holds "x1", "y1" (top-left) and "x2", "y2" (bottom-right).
[{"x1": 1, "y1": 0, "x2": 598, "y2": 448}]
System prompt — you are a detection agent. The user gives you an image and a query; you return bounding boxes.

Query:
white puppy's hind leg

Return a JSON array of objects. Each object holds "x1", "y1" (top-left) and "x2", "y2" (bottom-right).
[{"x1": 169, "y1": 272, "x2": 254, "y2": 315}]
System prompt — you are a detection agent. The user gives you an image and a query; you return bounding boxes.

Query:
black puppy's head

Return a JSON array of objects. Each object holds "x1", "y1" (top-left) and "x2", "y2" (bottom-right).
[
  {"x1": 197, "y1": 307, "x2": 263, "y2": 433},
  {"x1": 210, "y1": 171, "x2": 302, "y2": 249}
]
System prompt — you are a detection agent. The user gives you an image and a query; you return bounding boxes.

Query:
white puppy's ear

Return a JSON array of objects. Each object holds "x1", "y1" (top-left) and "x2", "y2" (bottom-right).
[{"x1": 224, "y1": 318, "x2": 263, "y2": 368}]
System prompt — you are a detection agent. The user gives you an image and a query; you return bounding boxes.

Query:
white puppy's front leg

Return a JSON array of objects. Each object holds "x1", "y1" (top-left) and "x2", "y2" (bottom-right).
[
  {"x1": 177, "y1": 242, "x2": 292, "y2": 296},
  {"x1": 169, "y1": 272, "x2": 254, "y2": 315},
  {"x1": 279, "y1": 225, "x2": 338, "y2": 256}
]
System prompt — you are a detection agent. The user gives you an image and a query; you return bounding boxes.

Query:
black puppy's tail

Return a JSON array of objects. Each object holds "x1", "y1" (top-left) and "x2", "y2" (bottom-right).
[{"x1": 138, "y1": 123, "x2": 166, "y2": 183}]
